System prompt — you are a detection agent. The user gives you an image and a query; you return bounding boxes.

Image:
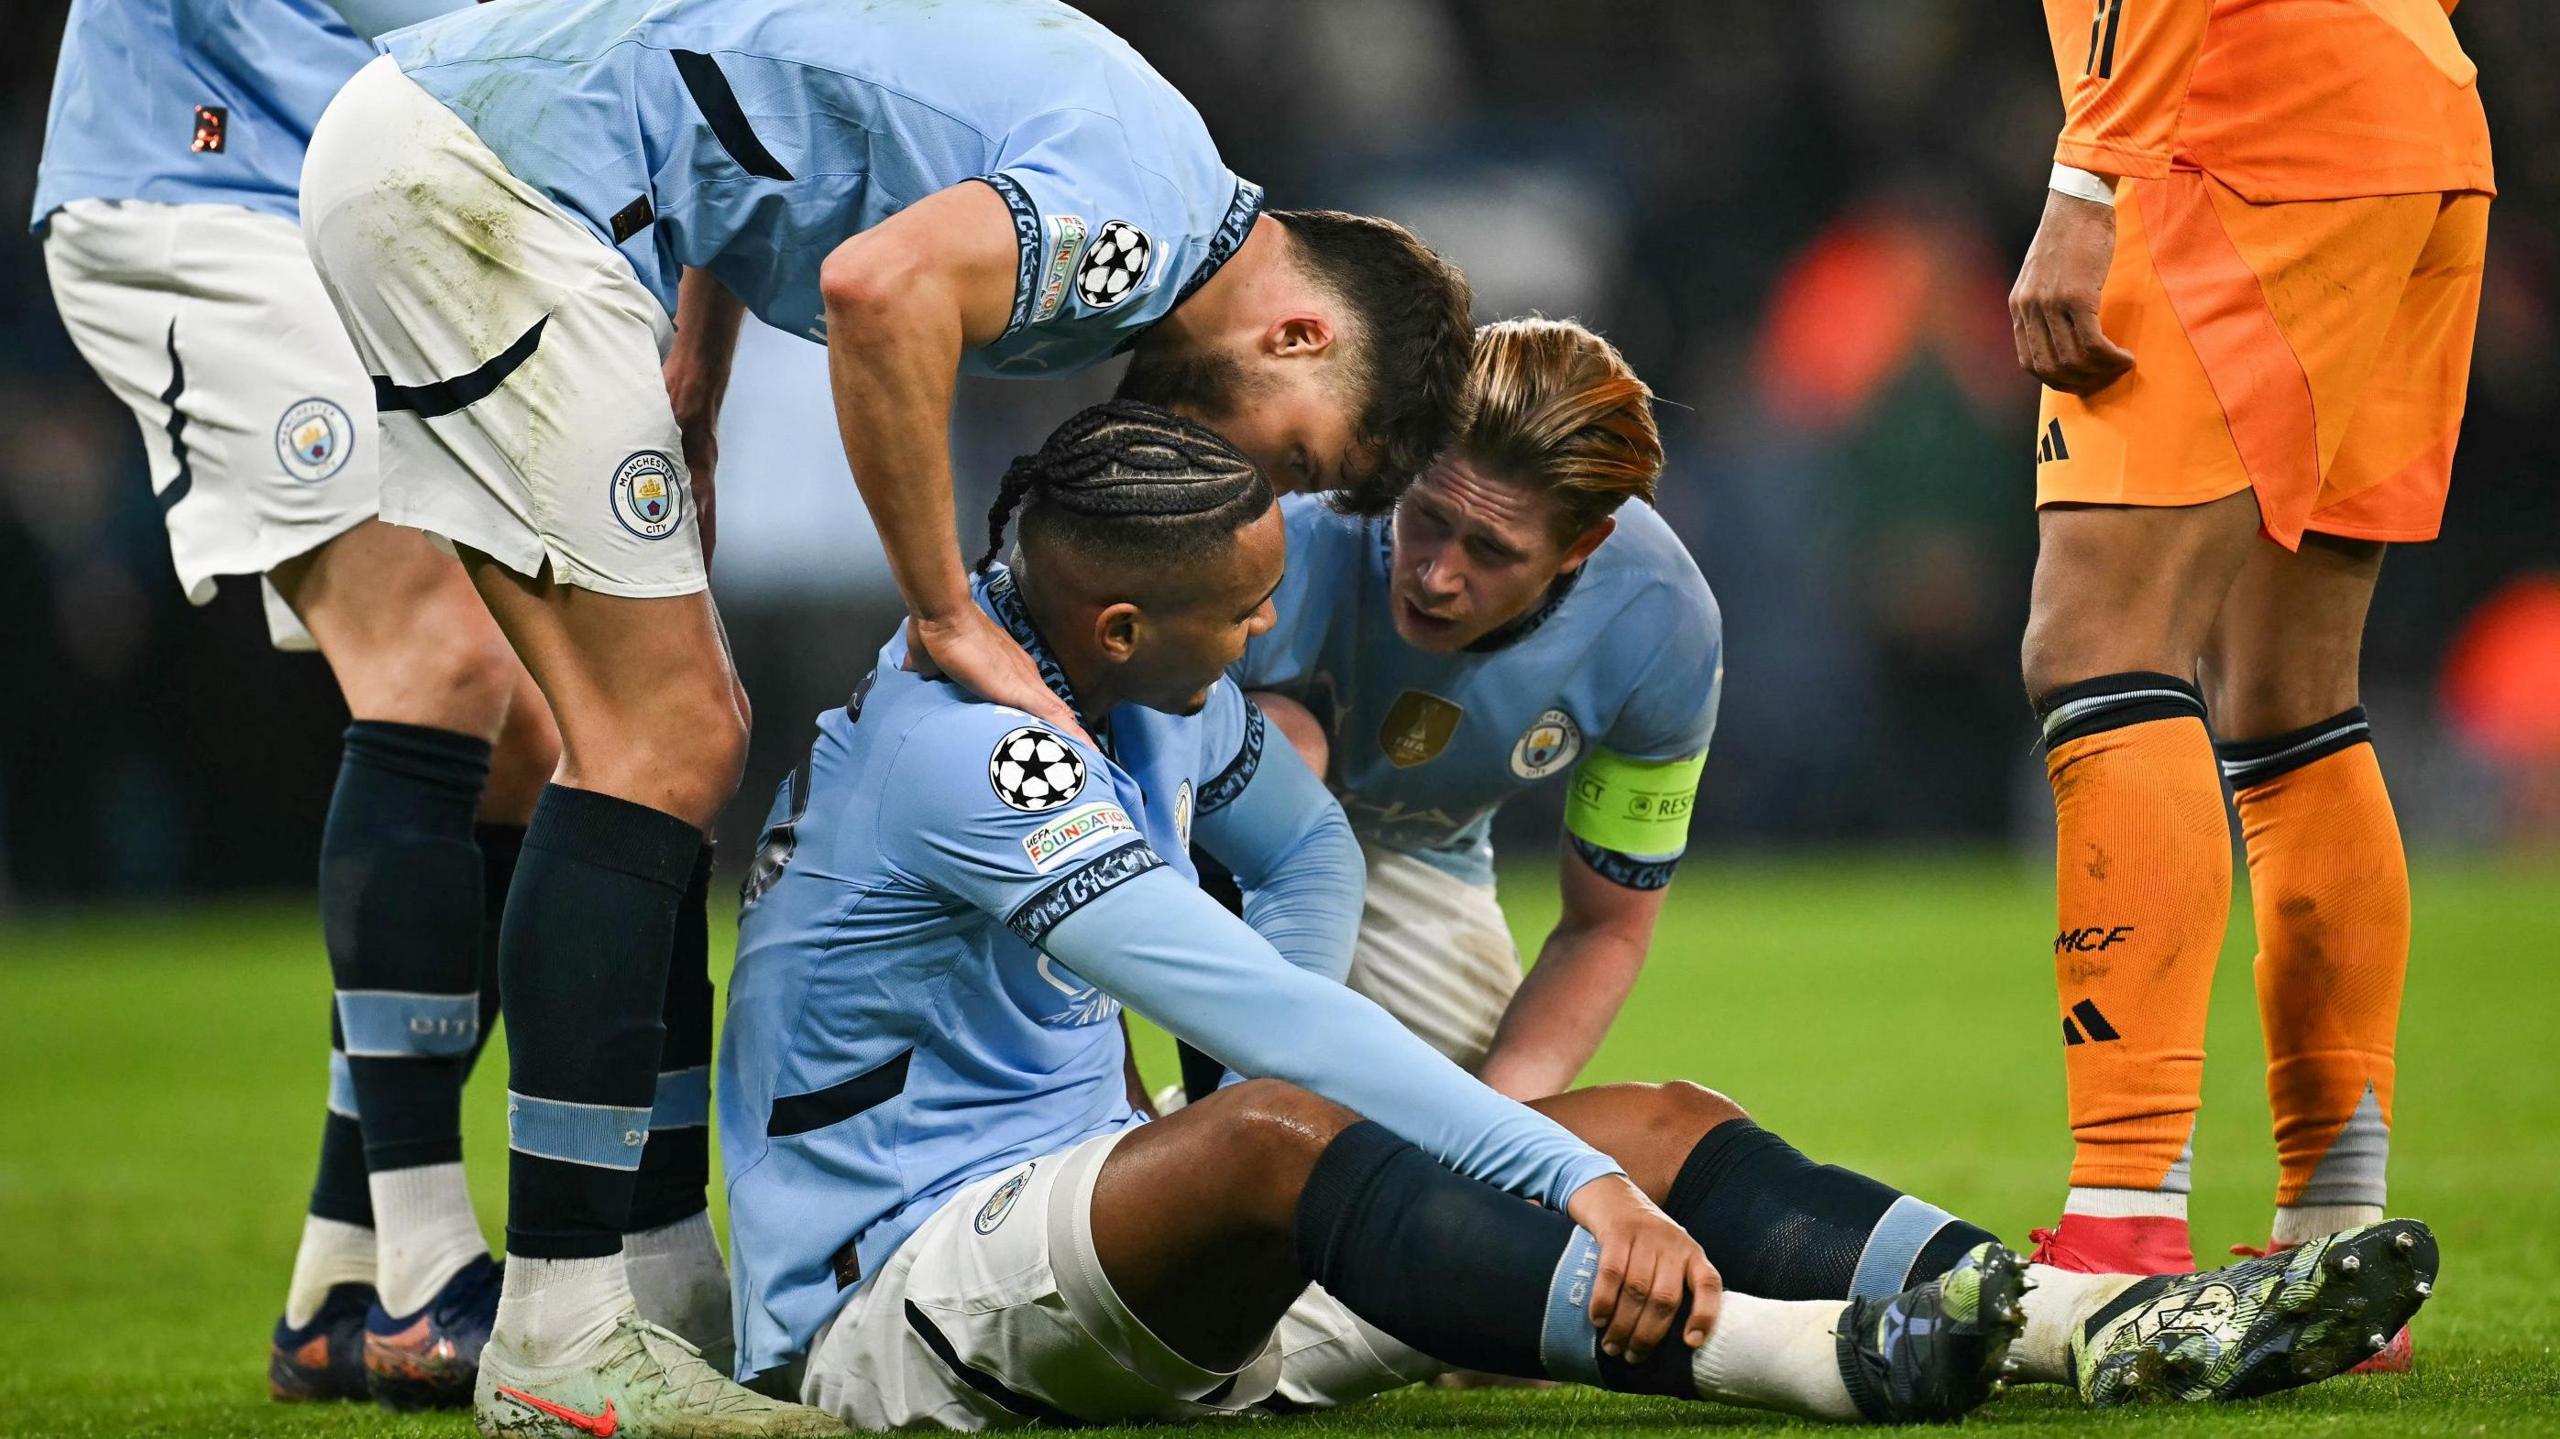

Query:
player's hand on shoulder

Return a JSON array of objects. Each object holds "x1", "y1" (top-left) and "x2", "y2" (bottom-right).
[
  {"x1": 2009, "y1": 189, "x2": 2136, "y2": 397},
  {"x1": 905, "y1": 608, "x2": 1091, "y2": 743},
  {"x1": 1565, "y1": 1173, "x2": 1721, "y2": 1363}
]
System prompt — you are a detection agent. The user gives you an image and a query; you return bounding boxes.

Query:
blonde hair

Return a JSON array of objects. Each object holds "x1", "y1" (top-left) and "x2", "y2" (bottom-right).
[{"x1": 1457, "y1": 317, "x2": 1662, "y2": 540}]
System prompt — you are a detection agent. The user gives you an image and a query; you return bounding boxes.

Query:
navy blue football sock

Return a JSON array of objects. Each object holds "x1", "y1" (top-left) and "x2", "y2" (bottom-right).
[
  {"x1": 466, "y1": 822, "x2": 526, "y2": 1076},
  {"x1": 629, "y1": 845, "x2": 715, "y2": 1233},
  {"x1": 322, "y1": 722, "x2": 491, "y2": 1174},
  {"x1": 308, "y1": 1008, "x2": 373, "y2": 1227},
  {"x1": 1293, "y1": 1121, "x2": 1694, "y2": 1396},
  {"x1": 1666, "y1": 1120, "x2": 1997, "y2": 1299},
  {"x1": 501, "y1": 785, "x2": 697, "y2": 1259}
]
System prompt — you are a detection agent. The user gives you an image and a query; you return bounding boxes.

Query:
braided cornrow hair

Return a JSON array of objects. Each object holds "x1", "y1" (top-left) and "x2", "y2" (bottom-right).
[{"x1": 976, "y1": 399, "x2": 1274, "y2": 575}]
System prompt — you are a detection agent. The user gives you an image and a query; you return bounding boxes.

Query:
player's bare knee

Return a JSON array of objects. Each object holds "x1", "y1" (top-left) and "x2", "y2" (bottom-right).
[
  {"x1": 1218, "y1": 1079, "x2": 1361, "y2": 1192},
  {"x1": 1655, "y1": 1079, "x2": 1748, "y2": 1131}
]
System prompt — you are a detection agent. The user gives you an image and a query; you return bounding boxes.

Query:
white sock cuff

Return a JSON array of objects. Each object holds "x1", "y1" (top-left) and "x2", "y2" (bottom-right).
[
  {"x1": 2272, "y1": 1202, "x2": 2385, "y2": 1247},
  {"x1": 284, "y1": 1216, "x2": 379, "y2": 1329},
  {"x1": 624, "y1": 1207, "x2": 717, "y2": 1260},
  {"x1": 2062, "y1": 1186, "x2": 2189, "y2": 1220}
]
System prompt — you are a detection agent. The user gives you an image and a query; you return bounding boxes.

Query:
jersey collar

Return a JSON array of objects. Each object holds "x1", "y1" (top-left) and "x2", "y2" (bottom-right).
[
  {"x1": 1466, "y1": 565, "x2": 1585, "y2": 655},
  {"x1": 981, "y1": 565, "x2": 1086, "y2": 717}
]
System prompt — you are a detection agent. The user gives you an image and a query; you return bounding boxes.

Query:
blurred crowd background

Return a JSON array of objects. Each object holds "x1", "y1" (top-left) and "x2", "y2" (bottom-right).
[{"x1": 4, "y1": 1, "x2": 2557, "y2": 903}]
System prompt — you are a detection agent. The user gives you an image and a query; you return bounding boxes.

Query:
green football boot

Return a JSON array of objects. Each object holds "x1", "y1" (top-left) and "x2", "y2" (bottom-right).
[
  {"x1": 2075, "y1": 1218, "x2": 2438, "y2": 1406},
  {"x1": 1834, "y1": 1240, "x2": 2028, "y2": 1423},
  {"x1": 474, "y1": 1311, "x2": 850, "y2": 1438}
]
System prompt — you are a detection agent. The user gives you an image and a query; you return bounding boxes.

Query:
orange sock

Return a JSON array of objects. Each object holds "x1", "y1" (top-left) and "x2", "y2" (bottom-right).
[
  {"x1": 2038, "y1": 674, "x2": 2231, "y2": 1203},
  {"x1": 2220, "y1": 709, "x2": 2406, "y2": 1242}
]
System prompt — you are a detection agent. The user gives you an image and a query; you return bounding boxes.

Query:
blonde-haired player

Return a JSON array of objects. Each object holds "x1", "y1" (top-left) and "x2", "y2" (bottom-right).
[{"x1": 1219, "y1": 317, "x2": 1718, "y2": 1099}]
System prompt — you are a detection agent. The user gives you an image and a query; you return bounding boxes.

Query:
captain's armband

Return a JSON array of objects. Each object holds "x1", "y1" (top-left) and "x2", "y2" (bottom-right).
[{"x1": 1563, "y1": 745, "x2": 1705, "y2": 859}]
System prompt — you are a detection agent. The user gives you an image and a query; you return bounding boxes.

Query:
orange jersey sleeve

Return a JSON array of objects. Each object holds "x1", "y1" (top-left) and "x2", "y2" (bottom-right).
[
  {"x1": 2041, "y1": 0, "x2": 2492, "y2": 201},
  {"x1": 2045, "y1": 0, "x2": 2208, "y2": 180}
]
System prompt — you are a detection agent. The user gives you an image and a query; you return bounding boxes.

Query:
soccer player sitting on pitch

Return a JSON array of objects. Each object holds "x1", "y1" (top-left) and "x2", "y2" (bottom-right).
[
  {"x1": 297, "y1": 6, "x2": 1469, "y2": 1425},
  {"x1": 719, "y1": 401, "x2": 2433, "y2": 1433},
  {"x1": 1185, "y1": 317, "x2": 1715, "y2": 1099}
]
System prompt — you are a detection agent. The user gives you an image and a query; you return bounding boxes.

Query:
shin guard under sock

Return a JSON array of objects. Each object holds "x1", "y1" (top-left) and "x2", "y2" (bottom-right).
[
  {"x1": 323, "y1": 723, "x2": 492, "y2": 1174},
  {"x1": 1292, "y1": 1121, "x2": 1694, "y2": 1396},
  {"x1": 2037, "y1": 673, "x2": 2228, "y2": 1196},
  {"x1": 629, "y1": 845, "x2": 715, "y2": 1232},
  {"x1": 2220, "y1": 710, "x2": 2405, "y2": 1225},
  {"x1": 502, "y1": 786, "x2": 698, "y2": 1259},
  {"x1": 1665, "y1": 1120, "x2": 1995, "y2": 1298}
]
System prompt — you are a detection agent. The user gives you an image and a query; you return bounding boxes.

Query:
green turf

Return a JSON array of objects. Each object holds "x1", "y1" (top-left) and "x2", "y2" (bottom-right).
[{"x1": 3, "y1": 853, "x2": 2555, "y2": 1436}]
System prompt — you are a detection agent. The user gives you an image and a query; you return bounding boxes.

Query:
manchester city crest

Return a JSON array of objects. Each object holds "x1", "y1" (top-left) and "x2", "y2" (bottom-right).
[
  {"x1": 974, "y1": 1163, "x2": 1035, "y2": 1234},
  {"x1": 610, "y1": 451, "x2": 684, "y2": 540},
  {"x1": 274, "y1": 398, "x2": 353, "y2": 483},
  {"x1": 1510, "y1": 708, "x2": 1583, "y2": 779}
]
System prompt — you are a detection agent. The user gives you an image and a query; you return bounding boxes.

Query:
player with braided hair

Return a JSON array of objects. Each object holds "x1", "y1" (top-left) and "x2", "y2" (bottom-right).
[
  {"x1": 292, "y1": 6, "x2": 1474, "y2": 1427},
  {"x1": 719, "y1": 400, "x2": 2433, "y2": 1431}
]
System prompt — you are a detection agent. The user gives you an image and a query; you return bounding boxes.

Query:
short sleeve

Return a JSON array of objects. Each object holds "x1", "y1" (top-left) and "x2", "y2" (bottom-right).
[
  {"x1": 968, "y1": 107, "x2": 1258, "y2": 377},
  {"x1": 1603, "y1": 580, "x2": 1724, "y2": 764},
  {"x1": 877, "y1": 711, "x2": 1162, "y2": 943}
]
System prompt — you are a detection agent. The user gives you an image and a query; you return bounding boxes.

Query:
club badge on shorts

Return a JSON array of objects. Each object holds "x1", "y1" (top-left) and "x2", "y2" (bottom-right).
[
  {"x1": 275, "y1": 398, "x2": 353, "y2": 483},
  {"x1": 1511, "y1": 708, "x2": 1583, "y2": 779},
  {"x1": 975, "y1": 1163, "x2": 1035, "y2": 1234},
  {"x1": 611, "y1": 451, "x2": 683, "y2": 540}
]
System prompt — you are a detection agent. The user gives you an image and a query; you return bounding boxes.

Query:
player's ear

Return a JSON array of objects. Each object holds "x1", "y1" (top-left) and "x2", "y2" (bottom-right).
[
  {"x1": 1094, "y1": 601, "x2": 1144, "y2": 663},
  {"x1": 1262, "y1": 311, "x2": 1334, "y2": 360},
  {"x1": 1556, "y1": 516, "x2": 1615, "y2": 576}
]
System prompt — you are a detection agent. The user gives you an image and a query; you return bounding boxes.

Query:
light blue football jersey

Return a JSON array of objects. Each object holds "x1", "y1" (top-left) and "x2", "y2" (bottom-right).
[
  {"x1": 379, "y1": 0, "x2": 1260, "y2": 374},
  {"x1": 32, "y1": 0, "x2": 389, "y2": 233},
  {"x1": 720, "y1": 564, "x2": 1622, "y2": 1381},
  {"x1": 1235, "y1": 495, "x2": 1723, "y2": 886}
]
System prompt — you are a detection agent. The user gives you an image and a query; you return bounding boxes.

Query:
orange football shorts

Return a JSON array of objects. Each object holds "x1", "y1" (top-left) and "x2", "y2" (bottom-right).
[{"x1": 2035, "y1": 170, "x2": 2489, "y2": 548}]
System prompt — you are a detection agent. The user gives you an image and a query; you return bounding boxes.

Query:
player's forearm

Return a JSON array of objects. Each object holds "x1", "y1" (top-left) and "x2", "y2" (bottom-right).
[
  {"x1": 1051, "y1": 871, "x2": 1623, "y2": 1210},
  {"x1": 667, "y1": 268, "x2": 747, "y2": 427},
  {"x1": 821, "y1": 273, "x2": 972, "y2": 623},
  {"x1": 1478, "y1": 923, "x2": 1650, "y2": 1101}
]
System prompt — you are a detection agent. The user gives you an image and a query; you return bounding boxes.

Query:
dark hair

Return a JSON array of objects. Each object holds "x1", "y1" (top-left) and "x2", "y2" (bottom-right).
[
  {"x1": 977, "y1": 400, "x2": 1274, "y2": 576},
  {"x1": 1266, "y1": 209, "x2": 1475, "y2": 516}
]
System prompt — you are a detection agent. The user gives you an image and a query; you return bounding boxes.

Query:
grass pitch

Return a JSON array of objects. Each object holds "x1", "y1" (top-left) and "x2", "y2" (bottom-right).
[{"x1": 3, "y1": 853, "x2": 2555, "y2": 1436}]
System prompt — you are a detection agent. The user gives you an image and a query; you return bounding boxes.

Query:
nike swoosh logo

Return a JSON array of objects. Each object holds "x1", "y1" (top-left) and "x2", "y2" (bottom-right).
[{"x1": 496, "y1": 1387, "x2": 618, "y2": 1437}]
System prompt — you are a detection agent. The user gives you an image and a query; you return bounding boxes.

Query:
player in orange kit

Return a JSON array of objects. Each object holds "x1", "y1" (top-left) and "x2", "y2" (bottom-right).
[{"x1": 2005, "y1": 0, "x2": 2492, "y2": 1373}]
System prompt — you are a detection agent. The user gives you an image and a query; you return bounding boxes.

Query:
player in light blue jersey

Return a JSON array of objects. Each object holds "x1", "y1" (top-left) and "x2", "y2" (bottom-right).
[
  {"x1": 720, "y1": 402, "x2": 2431, "y2": 1432},
  {"x1": 1226, "y1": 320, "x2": 1720, "y2": 1099},
  {"x1": 293, "y1": 9, "x2": 1473, "y2": 1418},
  {"x1": 33, "y1": 0, "x2": 591, "y2": 1410}
]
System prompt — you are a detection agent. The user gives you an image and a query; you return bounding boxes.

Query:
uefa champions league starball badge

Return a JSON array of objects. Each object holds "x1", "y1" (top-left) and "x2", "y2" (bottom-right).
[
  {"x1": 989, "y1": 727, "x2": 1086, "y2": 812},
  {"x1": 1074, "y1": 221, "x2": 1151, "y2": 309},
  {"x1": 275, "y1": 398, "x2": 354, "y2": 483},
  {"x1": 611, "y1": 451, "x2": 683, "y2": 540}
]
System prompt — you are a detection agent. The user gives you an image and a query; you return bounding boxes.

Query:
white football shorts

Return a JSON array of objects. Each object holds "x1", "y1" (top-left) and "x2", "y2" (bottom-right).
[
  {"x1": 798, "y1": 1127, "x2": 1441, "y2": 1429},
  {"x1": 1346, "y1": 843, "x2": 1523, "y2": 1071},
  {"x1": 300, "y1": 56, "x2": 705, "y2": 598},
  {"x1": 43, "y1": 198, "x2": 381, "y2": 649}
]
